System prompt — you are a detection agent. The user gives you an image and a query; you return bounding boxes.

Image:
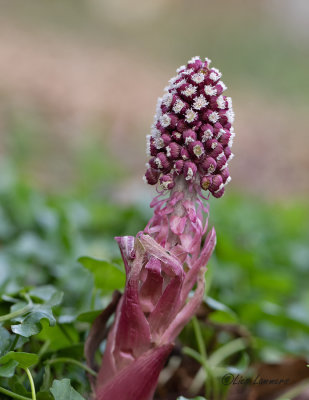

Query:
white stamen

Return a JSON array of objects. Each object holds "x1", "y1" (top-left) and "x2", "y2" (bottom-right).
[
  {"x1": 156, "y1": 97, "x2": 162, "y2": 115},
  {"x1": 142, "y1": 175, "x2": 147, "y2": 183},
  {"x1": 220, "y1": 162, "x2": 228, "y2": 171},
  {"x1": 183, "y1": 68, "x2": 194, "y2": 75},
  {"x1": 155, "y1": 137, "x2": 164, "y2": 149},
  {"x1": 161, "y1": 179, "x2": 172, "y2": 190},
  {"x1": 185, "y1": 109, "x2": 197, "y2": 123},
  {"x1": 218, "y1": 81, "x2": 227, "y2": 91},
  {"x1": 166, "y1": 145, "x2": 171, "y2": 157},
  {"x1": 217, "y1": 152, "x2": 225, "y2": 160},
  {"x1": 193, "y1": 94, "x2": 208, "y2": 110},
  {"x1": 225, "y1": 176, "x2": 232, "y2": 185},
  {"x1": 176, "y1": 65, "x2": 186, "y2": 73},
  {"x1": 217, "y1": 95, "x2": 226, "y2": 109},
  {"x1": 173, "y1": 79, "x2": 187, "y2": 89},
  {"x1": 188, "y1": 56, "x2": 200, "y2": 64},
  {"x1": 185, "y1": 136, "x2": 194, "y2": 145},
  {"x1": 191, "y1": 73, "x2": 204, "y2": 84},
  {"x1": 168, "y1": 76, "x2": 178, "y2": 85},
  {"x1": 151, "y1": 125, "x2": 160, "y2": 138},
  {"x1": 209, "y1": 111, "x2": 220, "y2": 124},
  {"x1": 185, "y1": 167, "x2": 194, "y2": 180},
  {"x1": 217, "y1": 128, "x2": 225, "y2": 139},
  {"x1": 205, "y1": 57, "x2": 212, "y2": 66},
  {"x1": 208, "y1": 164, "x2": 215, "y2": 173},
  {"x1": 211, "y1": 141, "x2": 217, "y2": 149},
  {"x1": 160, "y1": 114, "x2": 171, "y2": 127},
  {"x1": 155, "y1": 157, "x2": 162, "y2": 168},
  {"x1": 202, "y1": 129, "x2": 213, "y2": 142},
  {"x1": 227, "y1": 97, "x2": 232, "y2": 108},
  {"x1": 226, "y1": 109, "x2": 235, "y2": 124},
  {"x1": 215, "y1": 183, "x2": 224, "y2": 193},
  {"x1": 228, "y1": 132, "x2": 235, "y2": 148},
  {"x1": 204, "y1": 85, "x2": 217, "y2": 96},
  {"x1": 193, "y1": 144, "x2": 204, "y2": 158},
  {"x1": 228, "y1": 153, "x2": 234, "y2": 161},
  {"x1": 173, "y1": 99, "x2": 185, "y2": 113},
  {"x1": 146, "y1": 135, "x2": 151, "y2": 155},
  {"x1": 209, "y1": 68, "x2": 222, "y2": 82},
  {"x1": 182, "y1": 84, "x2": 197, "y2": 97},
  {"x1": 162, "y1": 93, "x2": 173, "y2": 107}
]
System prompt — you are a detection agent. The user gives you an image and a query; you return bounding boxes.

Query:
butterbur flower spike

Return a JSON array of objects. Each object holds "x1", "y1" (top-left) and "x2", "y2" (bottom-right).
[
  {"x1": 90, "y1": 56, "x2": 235, "y2": 400},
  {"x1": 146, "y1": 55, "x2": 235, "y2": 198}
]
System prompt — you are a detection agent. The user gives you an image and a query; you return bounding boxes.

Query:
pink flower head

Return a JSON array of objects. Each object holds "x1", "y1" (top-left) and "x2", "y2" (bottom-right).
[
  {"x1": 92, "y1": 56, "x2": 234, "y2": 400},
  {"x1": 145, "y1": 56, "x2": 235, "y2": 198}
]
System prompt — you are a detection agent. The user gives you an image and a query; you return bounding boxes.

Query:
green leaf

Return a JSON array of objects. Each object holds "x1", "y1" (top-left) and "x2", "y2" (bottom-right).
[
  {"x1": 36, "y1": 323, "x2": 79, "y2": 352},
  {"x1": 29, "y1": 285, "x2": 63, "y2": 306},
  {"x1": 0, "y1": 351, "x2": 39, "y2": 368},
  {"x1": 0, "y1": 359, "x2": 19, "y2": 377},
  {"x1": 37, "y1": 392, "x2": 54, "y2": 400},
  {"x1": 76, "y1": 310, "x2": 101, "y2": 323},
  {"x1": 209, "y1": 310, "x2": 238, "y2": 324},
  {"x1": 78, "y1": 256, "x2": 125, "y2": 292},
  {"x1": 50, "y1": 379, "x2": 85, "y2": 400},
  {"x1": 0, "y1": 326, "x2": 13, "y2": 357},
  {"x1": 205, "y1": 296, "x2": 238, "y2": 324},
  {"x1": 11, "y1": 306, "x2": 56, "y2": 337}
]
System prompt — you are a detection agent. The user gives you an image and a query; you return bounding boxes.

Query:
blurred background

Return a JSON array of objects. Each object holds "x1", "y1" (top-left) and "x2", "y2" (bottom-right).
[
  {"x1": 0, "y1": 0, "x2": 309, "y2": 368},
  {"x1": 1, "y1": 0, "x2": 309, "y2": 199}
]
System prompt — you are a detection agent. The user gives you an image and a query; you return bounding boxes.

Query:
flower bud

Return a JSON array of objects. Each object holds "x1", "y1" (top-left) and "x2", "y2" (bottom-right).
[
  {"x1": 161, "y1": 133, "x2": 172, "y2": 146},
  {"x1": 188, "y1": 141, "x2": 205, "y2": 159},
  {"x1": 150, "y1": 143, "x2": 158, "y2": 156},
  {"x1": 149, "y1": 157, "x2": 159, "y2": 170},
  {"x1": 209, "y1": 143, "x2": 223, "y2": 159},
  {"x1": 145, "y1": 168, "x2": 160, "y2": 185},
  {"x1": 171, "y1": 130, "x2": 183, "y2": 143},
  {"x1": 200, "y1": 124, "x2": 214, "y2": 142},
  {"x1": 210, "y1": 174, "x2": 223, "y2": 192},
  {"x1": 205, "y1": 139, "x2": 218, "y2": 151},
  {"x1": 183, "y1": 129, "x2": 197, "y2": 144},
  {"x1": 155, "y1": 152, "x2": 170, "y2": 170},
  {"x1": 176, "y1": 119, "x2": 188, "y2": 133},
  {"x1": 224, "y1": 146, "x2": 232, "y2": 160},
  {"x1": 221, "y1": 167, "x2": 230, "y2": 183},
  {"x1": 172, "y1": 97, "x2": 189, "y2": 115},
  {"x1": 219, "y1": 131, "x2": 231, "y2": 146},
  {"x1": 160, "y1": 173, "x2": 175, "y2": 190},
  {"x1": 216, "y1": 153, "x2": 227, "y2": 170},
  {"x1": 200, "y1": 175, "x2": 212, "y2": 190},
  {"x1": 174, "y1": 159, "x2": 184, "y2": 175},
  {"x1": 184, "y1": 161, "x2": 197, "y2": 182},
  {"x1": 212, "y1": 187, "x2": 225, "y2": 198},
  {"x1": 200, "y1": 157, "x2": 217, "y2": 174},
  {"x1": 181, "y1": 148, "x2": 190, "y2": 160},
  {"x1": 166, "y1": 142, "x2": 181, "y2": 159}
]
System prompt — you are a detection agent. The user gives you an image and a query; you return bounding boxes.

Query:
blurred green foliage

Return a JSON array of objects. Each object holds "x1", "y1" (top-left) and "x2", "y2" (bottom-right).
[{"x1": 0, "y1": 137, "x2": 308, "y2": 398}]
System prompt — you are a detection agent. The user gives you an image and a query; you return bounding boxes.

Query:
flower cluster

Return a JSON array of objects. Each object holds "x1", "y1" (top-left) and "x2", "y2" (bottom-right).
[{"x1": 145, "y1": 56, "x2": 235, "y2": 198}]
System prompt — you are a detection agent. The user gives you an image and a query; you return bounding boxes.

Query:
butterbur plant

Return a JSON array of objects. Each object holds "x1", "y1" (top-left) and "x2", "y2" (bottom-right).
[{"x1": 88, "y1": 56, "x2": 235, "y2": 400}]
